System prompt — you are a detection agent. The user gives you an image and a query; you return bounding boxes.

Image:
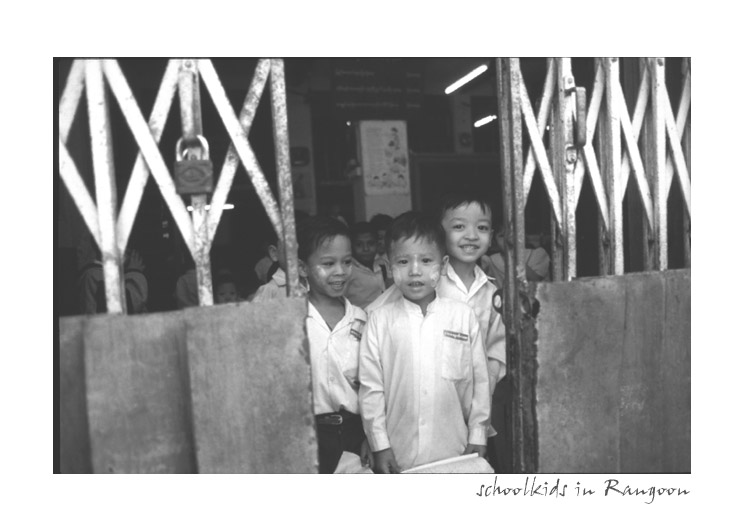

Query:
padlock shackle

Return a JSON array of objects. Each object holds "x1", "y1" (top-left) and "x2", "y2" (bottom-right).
[{"x1": 175, "y1": 134, "x2": 210, "y2": 161}]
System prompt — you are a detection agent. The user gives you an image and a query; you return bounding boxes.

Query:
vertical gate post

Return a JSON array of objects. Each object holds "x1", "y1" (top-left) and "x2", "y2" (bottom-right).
[
  {"x1": 496, "y1": 57, "x2": 536, "y2": 473},
  {"x1": 681, "y1": 58, "x2": 691, "y2": 268},
  {"x1": 178, "y1": 59, "x2": 213, "y2": 306},
  {"x1": 551, "y1": 58, "x2": 577, "y2": 280},
  {"x1": 598, "y1": 58, "x2": 624, "y2": 275},
  {"x1": 85, "y1": 60, "x2": 126, "y2": 314},
  {"x1": 649, "y1": 58, "x2": 668, "y2": 271},
  {"x1": 269, "y1": 59, "x2": 303, "y2": 298}
]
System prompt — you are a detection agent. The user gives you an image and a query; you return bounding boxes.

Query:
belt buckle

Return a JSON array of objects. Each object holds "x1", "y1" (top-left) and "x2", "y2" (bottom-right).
[{"x1": 326, "y1": 414, "x2": 343, "y2": 425}]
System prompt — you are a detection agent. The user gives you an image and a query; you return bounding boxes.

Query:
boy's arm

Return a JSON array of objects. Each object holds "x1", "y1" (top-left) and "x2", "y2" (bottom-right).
[
  {"x1": 485, "y1": 309, "x2": 507, "y2": 396},
  {"x1": 467, "y1": 314, "x2": 491, "y2": 447},
  {"x1": 358, "y1": 312, "x2": 392, "y2": 453}
]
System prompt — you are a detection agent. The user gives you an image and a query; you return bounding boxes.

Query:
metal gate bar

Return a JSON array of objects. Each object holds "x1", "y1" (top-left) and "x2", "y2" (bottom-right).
[
  {"x1": 58, "y1": 58, "x2": 300, "y2": 313},
  {"x1": 497, "y1": 56, "x2": 691, "y2": 473}
]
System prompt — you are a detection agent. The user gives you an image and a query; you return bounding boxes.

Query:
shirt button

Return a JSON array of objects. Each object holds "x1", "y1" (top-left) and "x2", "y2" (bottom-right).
[{"x1": 330, "y1": 376, "x2": 335, "y2": 382}]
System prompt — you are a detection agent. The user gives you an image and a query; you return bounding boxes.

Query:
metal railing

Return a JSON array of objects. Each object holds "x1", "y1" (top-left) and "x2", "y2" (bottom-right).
[{"x1": 58, "y1": 59, "x2": 304, "y2": 314}]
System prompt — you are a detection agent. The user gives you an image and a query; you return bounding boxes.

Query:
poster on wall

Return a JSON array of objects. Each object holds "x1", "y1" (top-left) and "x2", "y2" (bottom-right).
[{"x1": 359, "y1": 120, "x2": 410, "y2": 196}]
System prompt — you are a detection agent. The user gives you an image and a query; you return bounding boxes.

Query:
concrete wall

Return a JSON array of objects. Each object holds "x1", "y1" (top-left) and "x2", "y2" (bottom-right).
[
  {"x1": 59, "y1": 298, "x2": 316, "y2": 473},
  {"x1": 533, "y1": 269, "x2": 691, "y2": 473}
]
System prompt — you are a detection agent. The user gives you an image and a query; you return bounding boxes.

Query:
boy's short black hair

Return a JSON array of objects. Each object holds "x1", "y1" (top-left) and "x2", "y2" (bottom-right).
[
  {"x1": 385, "y1": 211, "x2": 446, "y2": 256},
  {"x1": 369, "y1": 213, "x2": 394, "y2": 232},
  {"x1": 350, "y1": 221, "x2": 376, "y2": 242},
  {"x1": 437, "y1": 192, "x2": 493, "y2": 223},
  {"x1": 297, "y1": 215, "x2": 351, "y2": 262}
]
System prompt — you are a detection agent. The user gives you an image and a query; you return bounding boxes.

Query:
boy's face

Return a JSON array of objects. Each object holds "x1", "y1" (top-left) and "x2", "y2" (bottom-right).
[
  {"x1": 352, "y1": 231, "x2": 377, "y2": 266},
  {"x1": 441, "y1": 202, "x2": 493, "y2": 265},
  {"x1": 389, "y1": 236, "x2": 446, "y2": 310},
  {"x1": 216, "y1": 282, "x2": 238, "y2": 304},
  {"x1": 302, "y1": 235, "x2": 353, "y2": 300}
]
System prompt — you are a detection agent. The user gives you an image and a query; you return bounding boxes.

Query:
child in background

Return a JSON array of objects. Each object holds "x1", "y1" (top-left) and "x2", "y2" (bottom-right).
[
  {"x1": 369, "y1": 213, "x2": 394, "y2": 288},
  {"x1": 359, "y1": 212, "x2": 490, "y2": 473},
  {"x1": 251, "y1": 232, "x2": 308, "y2": 301},
  {"x1": 345, "y1": 222, "x2": 386, "y2": 309},
  {"x1": 214, "y1": 270, "x2": 240, "y2": 304},
  {"x1": 299, "y1": 216, "x2": 372, "y2": 473}
]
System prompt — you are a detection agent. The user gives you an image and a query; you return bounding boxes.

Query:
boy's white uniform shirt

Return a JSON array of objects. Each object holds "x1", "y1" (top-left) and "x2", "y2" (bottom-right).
[
  {"x1": 438, "y1": 261, "x2": 506, "y2": 393},
  {"x1": 359, "y1": 296, "x2": 490, "y2": 470},
  {"x1": 251, "y1": 268, "x2": 309, "y2": 302},
  {"x1": 367, "y1": 263, "x2": 506, "y2": 393},
  {"x1": 306, "y1": 298, "x2": 367, "y2": 415}
]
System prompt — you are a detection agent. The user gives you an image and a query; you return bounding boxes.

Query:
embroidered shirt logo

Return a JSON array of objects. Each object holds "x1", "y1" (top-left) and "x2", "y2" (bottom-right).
[
  {"x1": 443, "y1": 330, "x2": 469, "y2": 342},
  {"x1": 350, "y1": 318, "x2": 366, "y2": 341}
]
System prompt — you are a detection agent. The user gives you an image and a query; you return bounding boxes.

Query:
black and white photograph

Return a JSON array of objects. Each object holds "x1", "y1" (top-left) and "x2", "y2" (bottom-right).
[{"x1": 36, "y1": 3, "x2": 739, "y2": 528}]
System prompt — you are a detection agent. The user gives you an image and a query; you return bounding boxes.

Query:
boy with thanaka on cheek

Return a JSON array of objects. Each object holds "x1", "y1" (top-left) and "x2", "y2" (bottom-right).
[
  {"x1": 359, "y1": 212, "x2": 491, "y2": 473},
  {"x1": 297, "y1": 216, "x2": 372, "y2": 473}
]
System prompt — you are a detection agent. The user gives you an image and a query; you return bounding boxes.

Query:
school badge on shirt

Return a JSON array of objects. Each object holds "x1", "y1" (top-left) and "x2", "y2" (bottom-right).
[
  {"x1": 350, "y1": 318, "x2": 366, "y2": 341},
  {"x1": 443, "y1": 330, "x2": 469, "y2": 342}
]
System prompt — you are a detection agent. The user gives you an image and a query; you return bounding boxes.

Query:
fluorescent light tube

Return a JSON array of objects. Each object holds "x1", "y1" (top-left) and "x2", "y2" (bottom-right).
[
  {"x1": 445, "y1": 64, "x2": 488, "y2": 95},
  {"x1": 474, "y1": 115, "x2": 497, "y2": 128}
]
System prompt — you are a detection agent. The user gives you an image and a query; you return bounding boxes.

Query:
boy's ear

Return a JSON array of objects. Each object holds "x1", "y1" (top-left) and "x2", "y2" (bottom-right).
[
  {"x1": 298, "y1": 259, "x2": 309, "y2": 278},
  {"x1": 268, "y1": 244, "x2": 279, "y2": 262},
  {"x1": 488, "y1": 229, "x2": 494, "y2": 248},
  {"x1": 441, "y1": 254, "x2": 450, "y2": 269}
]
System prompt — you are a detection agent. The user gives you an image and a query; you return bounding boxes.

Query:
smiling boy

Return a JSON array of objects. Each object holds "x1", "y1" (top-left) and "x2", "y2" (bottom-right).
[
  {"x1": 359, "y1": 211, "x2": 490, "y2": 473},
  {"x1": 298, "y1": 216, "x2": 372, "y2": 473}
]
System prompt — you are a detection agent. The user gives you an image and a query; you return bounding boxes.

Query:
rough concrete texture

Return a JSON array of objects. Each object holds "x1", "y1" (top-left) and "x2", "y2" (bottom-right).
[
  {"x1": 59, "y1": 316, "x2": 92, "y2": 473},
  {"x1": 83, "y1": 311, "x2": 195, "y2": 473},
  {"x1": 534, "y1": 269, "x2": 690, "y2": 473},
  {"x1": 59, "y1": 297, "x2": 316, "y2": 474},
  {"x1": 185, "y1": 298, "x2": 316, "y2": 473}
]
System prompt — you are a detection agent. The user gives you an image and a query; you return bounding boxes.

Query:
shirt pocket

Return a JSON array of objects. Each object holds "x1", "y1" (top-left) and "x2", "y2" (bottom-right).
[{"x1": 441, "y1": 340, "x2": 469, "y2": 381}]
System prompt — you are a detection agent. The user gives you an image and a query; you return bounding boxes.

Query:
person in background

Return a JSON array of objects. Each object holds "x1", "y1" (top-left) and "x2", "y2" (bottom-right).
[
  {"x1": 344, "y1": 222, "x2": 385, "y2": 309},
  {"x1": 251, "y1": 231, "x2": 308, "y2": 301},
  {"x1": 214, "y1": 269, "x2": 240, "y2": 304},
  {"x1": 359, "y1": 211, "x2": 490, "y2": 473},
  {"x1": 253, "y1": 240, "x2": 276, "y2": 286},
  {"x1": 480, "y1": 226, "x2": 551, "y2": 288},
  {"x1": 369, "y1": 213, "x2": 394, "y2": 288},
  {"x1": 299, "y1": 216, "x2": 372, "y2": 473},
  {"x1": 77, "y1": 236, "x2": 149, "y2": 314}
]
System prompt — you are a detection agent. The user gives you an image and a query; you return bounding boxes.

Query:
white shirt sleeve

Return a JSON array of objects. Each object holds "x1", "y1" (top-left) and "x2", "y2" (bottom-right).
[
  {"x1": 467, "y1": 313, "x2": 491, "y2": 446},
  {"x1": 358, "y1": 311, "x2": 391, "y2": 452},
  {"x1": 485, "y1": 310, "x2": 507, "y2": 394}
]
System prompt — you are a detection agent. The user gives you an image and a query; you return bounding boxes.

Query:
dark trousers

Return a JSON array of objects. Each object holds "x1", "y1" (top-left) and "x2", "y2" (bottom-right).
[{"x1": 315, "y1": 410, "x2": 365, "y2": 474}]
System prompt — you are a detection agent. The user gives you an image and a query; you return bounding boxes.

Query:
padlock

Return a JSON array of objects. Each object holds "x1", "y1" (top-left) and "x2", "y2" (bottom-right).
[{"x1": 174, "y1": 134, "x2": 214, "y2": 195}]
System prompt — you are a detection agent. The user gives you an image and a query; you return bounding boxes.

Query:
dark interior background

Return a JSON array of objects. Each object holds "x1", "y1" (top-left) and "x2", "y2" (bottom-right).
[{"x1": 55, "y1": 58, "x2": 689, "y2": 316}]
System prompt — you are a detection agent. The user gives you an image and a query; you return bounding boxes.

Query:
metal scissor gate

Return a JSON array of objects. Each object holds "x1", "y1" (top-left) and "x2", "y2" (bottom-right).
[
  {"x1": 494, "y1": 58, "x2": 690, "y2": 472},
  {"x1": 57, "y1": 58, "x2": 690, "y2": 473},
  {"x1": 58, "y1": 59, "x2": 314, "y2": 473}
]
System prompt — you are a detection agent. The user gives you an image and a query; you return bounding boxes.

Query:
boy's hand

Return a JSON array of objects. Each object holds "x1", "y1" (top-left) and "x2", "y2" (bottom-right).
[
  {"x1": 463, "y1": 444, "x2": 487, "y2": 458},
  {"x1": 373, "y1": 448, "x2": 401, "y2": 474},
  {"x1": 360, "y1": 439, "x2": 373, "y2": 468}
]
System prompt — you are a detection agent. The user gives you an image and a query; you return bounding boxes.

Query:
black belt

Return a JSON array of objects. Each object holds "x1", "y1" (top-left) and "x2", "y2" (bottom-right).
[{"x1": 316, "y1": 410, "x2": 359, "y2": 426}]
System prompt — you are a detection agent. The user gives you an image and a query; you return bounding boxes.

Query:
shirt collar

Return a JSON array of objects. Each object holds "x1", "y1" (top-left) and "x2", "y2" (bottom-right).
[
  {"x1": 307, "y1": 297, "x2": 353, "y2": 330},
  {"x1": 272, "y1": 268, "x2": 287, "y2": 287},
  {"x1": 443, "y1": 261, "x2": 488, "y2": 293},
  {"x1": 399, "y1": 293, "x2": 439, "y2": 316}
]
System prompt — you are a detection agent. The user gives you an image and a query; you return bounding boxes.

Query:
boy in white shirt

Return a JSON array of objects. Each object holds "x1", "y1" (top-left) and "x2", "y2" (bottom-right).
[
  {"x1": 299, "y1": 216, "x2": 372, "y2": 473},
  {"x1": 359, "y1": 212, "x2": 491, "y2": 473}
]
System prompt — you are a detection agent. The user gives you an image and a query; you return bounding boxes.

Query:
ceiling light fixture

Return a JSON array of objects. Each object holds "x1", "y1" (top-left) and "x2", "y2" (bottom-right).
[
  {"x1": 187, "y1": 203, "x2": 234, "y2": 212},
  {"x1": 474, "y1": 115, "x2": 497, "y2": 128},
  {"x1": 445, "y1": 64, "x2": 488, "y2": 95}
]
